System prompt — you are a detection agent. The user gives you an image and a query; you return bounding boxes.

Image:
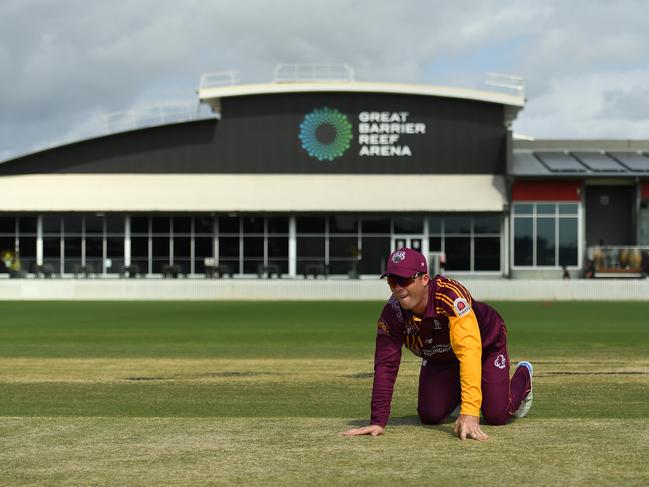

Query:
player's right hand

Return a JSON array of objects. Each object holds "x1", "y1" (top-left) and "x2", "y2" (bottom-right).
[{"x1": 342, "y1": 425, "x2": 385, "y2": 437}]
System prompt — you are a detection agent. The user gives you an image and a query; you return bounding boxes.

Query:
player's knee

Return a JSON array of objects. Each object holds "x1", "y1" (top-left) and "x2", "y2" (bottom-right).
[
  {"x1": 481, "y1": 409, "x2": 508, "y2": 426},
  {"x1": 418, "y1": 408, "x2": 447, "y2": 425}
]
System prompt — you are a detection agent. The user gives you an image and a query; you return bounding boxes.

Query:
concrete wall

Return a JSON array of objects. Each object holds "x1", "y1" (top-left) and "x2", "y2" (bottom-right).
[{"x1": 0, "y1": 278, "x2": 647, "y2": 301}]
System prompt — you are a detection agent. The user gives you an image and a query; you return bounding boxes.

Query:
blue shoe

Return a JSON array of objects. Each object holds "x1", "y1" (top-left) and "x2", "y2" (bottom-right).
[{"x1": 514, "y1": 361, "x2": 533, "y2": 418}]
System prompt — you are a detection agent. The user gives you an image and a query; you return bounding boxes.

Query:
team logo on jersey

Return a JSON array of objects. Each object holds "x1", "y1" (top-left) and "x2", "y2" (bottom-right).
[
  {"x1": 391, "y1": 250, "x2": 406, "y2": 263},
  {"x1": 433, "y1": 319, "x2": 442, "y2": 330},
  {"x1": 453, "y1": 297, "x2": 471, "y2": 317},
  {"x1": 377, "y1": 319, "x2": 390, "y2": 336},
  {"x1": 494, "y1": 354, "x2": 507, "y2": 369}
]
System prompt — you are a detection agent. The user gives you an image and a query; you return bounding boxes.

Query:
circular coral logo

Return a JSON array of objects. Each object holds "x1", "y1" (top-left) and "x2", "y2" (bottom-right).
[{"x1": 299, "y1": 107, "x2": 353, "y2": 161}]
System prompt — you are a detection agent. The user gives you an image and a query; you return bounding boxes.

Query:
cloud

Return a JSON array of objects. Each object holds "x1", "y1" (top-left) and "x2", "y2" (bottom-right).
[
  {"x1": 1, "y1": 0, "x2": 649, "y2": 160},
  {"x1": 514, "y1": 69, "x2": 649, "y2": 138}
]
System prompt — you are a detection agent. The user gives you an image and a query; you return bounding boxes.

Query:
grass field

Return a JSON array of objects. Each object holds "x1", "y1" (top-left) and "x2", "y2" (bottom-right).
[{"x1": 1, "y1": 300, "x2": 648, "y2": 486}]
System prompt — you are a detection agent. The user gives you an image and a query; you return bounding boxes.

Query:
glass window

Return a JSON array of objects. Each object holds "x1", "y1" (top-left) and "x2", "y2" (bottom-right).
[
  {"x1": 359, "y1": 237, "x2": 391, "y2": 274},
  {"x1": 64, "y1": 236, "x2": 82, "y2": 274},
  {"x1": 268, "y1": 236, "x2": 288, "y2": 275},
  {"x1": 329, "y1": 261, "x2": 357, "y2": 275},
  {"x1": 85, "y1": 237, "x2": 103, "y2": 274},
  {"x1": 536, "y1": 218, "x2": 556, "y2": 266},
  {"x1": 151, "y1": 217, "x2": 170, "y2": 235},
  {"x1": 85, "y1": 215, "x2": 104, "y2": 234},
  {"x1": 445, "y1": 237, "x2": 471, "y2": 271},
  {"x1": 513, "y1": 203, "x2": 533, "y2": 215},
  {"x1": 152, "y1": 260, "x2": 167, "y2": 274},
  {"x1": 173, "y1": 237, "x2": 191, "y2": 258},
  {"x1": 219, "y1": 217, "x2": 240, "y2": 235},
  {"x1": 173, "y1": 217, "x2": 191, "y2": 235},
  {"x1": 43, "y1": 237, "x2": 60, "y2": 258},
  {"x1": 131, "y1": 258, "x2": 148, "y2": 275},
  {"x1": 131, "y1": 237, "x2": 148, "y2": 258},
  {"x1": 106, "y1": 237, "x2": 123, "y2": 258},
  {"x1": 194, "y1": 216, "x2": 214, "y2": 235},
  {"x1": 243, "y1": 216, "x2": 264, "y2": 234},
  {"x1": 393, "y1": 216, "x2": 422, "y2": 234},
  {"x1": 43, "y1": 216, "x2": 61, "y2": 235},
  {"x1": 131, "y1": 217, "x2": 149, "y2": 235},
  {"x1": 106, "y1": 215, "x2": 124, "y2": 234},
  {"x1": 194, "y1": 237, "x2": 213, "y2": 257},
  {"x1": 445, "y1": 216, "x2": 471, "y2": 234},
  {"x1": 329, "y1": 236, "x2": 358, "y2": 258},
  {"x1": 428, "y1": 237, "x2": 441, "y2": 252},
  {"x1": 243, "y1": 237, "x2": 264, "y2": 257},
  {"x1": 559, "y1": 218, "x2": 578, "y2": 266},
  {"x1": 297, "y1": 237, "x2": 325, "y2": 257},
  {"x1": 329, "y1": 216, "x2": 358, "y2": 234},
  {"x1": 18, "y1": 217, "x2": 37, "y2": 235},
  {"x1": 558, "y1": 203, "x2": 579, "y2": 215},
  {"x1": 267, "y1": 217, "x2": 288, "y2": 234},
  {"x1": 86, "y1": 237, "x2": 103, "y2": 258},
  {"x1": 361, "y1": 216, "x2": 390, "y2": 234},
  {"x1": 219, "y1": 236, "x2": 240, "y2": 259},
  {"x1": 537, "y1": 203, "x2": 556, "y2": 215},
  {"x1": 268, "y1": 237, "x2": 288, "y2": 258},
  {"x1": 62, "y1": 216, "x2": 82, "y2": 235},
  {"x1": 474, "y1": 216, "x2": 500, "y2": 234},
  {"x1": 0, "y1": 236, "x2": 14, "y2": 253},
  {"x1": 296, "y1": 217, "x2": 325, "y2": 234},
  {"x1": 474, "y1": 237, "x2": 500, "y2": 271},
  {"x1": 243, "y1": 259, "x2": 264, "y2": 275},
  {"x1": 514, "y1": 218, "x2": 533, "y2": 266},
  {"x1": 152, "y1": 237, "x2": 169, "y2": 258},
  {"x1": 428, "y1": 217, "x2": 442, "y2": 235},
  {"x1": 0, "y1": 217, "x2": 15, "y2": 234},
  {"x1": 18, "y1": 237, "x2": 37, "y2": 260}
]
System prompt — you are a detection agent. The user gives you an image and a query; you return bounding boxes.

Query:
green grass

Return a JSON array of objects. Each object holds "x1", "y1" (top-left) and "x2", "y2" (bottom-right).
[{"x1": 0, "y1": 301, "x2": 648, "y2": 485}]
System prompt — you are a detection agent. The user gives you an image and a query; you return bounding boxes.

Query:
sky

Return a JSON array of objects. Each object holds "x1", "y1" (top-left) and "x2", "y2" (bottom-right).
[{"x1": 1, "y1": 0, "x2": 649, "y2": 161}]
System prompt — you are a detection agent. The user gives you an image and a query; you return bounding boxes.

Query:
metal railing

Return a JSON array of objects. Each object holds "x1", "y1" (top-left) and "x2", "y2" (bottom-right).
[
  {"x1": 485, "y1": 72, "x2": 525, "y2": 97},
  {"x1": 586, "y1": 246, "x2": 649, "y2": 274},
  {"x1": 102, "y1": 102, "x2": 202, "y2": 134},
  {"x1": 198, "y1": 70, "x2": 240, "y2": 90},
  {"x1": 273, "y1": 63, "x2": 355, "y2": 83}
]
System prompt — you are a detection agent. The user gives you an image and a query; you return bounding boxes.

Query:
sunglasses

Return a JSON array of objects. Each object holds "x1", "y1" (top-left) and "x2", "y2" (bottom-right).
[{"x1": 386, "y1": 273, "x2": 425, "y2": 288}]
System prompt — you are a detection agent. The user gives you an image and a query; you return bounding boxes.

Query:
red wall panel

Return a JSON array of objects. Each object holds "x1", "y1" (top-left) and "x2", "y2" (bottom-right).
[{"x1": 512, "y1": 181, "x2": 581, "y2": 201}]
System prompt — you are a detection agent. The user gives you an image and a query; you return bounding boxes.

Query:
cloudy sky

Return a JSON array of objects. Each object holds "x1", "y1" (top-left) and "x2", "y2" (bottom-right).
[{"x1": 1, "y1": 0, "x2": 648, "y2": 161}]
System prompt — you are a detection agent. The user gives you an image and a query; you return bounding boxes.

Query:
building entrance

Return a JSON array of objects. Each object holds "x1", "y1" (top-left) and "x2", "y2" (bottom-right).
[{"x1": 585, "y1": 186, "x2": 634, "y2": 246}]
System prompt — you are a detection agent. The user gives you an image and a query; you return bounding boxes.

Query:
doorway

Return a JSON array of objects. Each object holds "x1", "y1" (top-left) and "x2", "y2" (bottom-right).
[{"x1": 585, "y1": 186, "x2": 634, "y2": 246}]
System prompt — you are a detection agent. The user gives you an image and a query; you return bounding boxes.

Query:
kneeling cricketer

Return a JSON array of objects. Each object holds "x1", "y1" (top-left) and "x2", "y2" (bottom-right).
[{"x1": 343, "y1": 248, "x2": 533, "y2": 441}]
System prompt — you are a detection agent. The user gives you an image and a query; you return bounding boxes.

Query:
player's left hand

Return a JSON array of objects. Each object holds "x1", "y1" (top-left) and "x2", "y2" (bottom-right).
[{"x1": 453, "y1": 414, "x2": 488, "y2": 441}]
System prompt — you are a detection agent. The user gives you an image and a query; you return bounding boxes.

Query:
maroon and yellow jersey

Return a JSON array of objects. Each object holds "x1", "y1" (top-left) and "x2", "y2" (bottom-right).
[{"x1": 371, "y1": 275, "x2": 505, "y2": 426}]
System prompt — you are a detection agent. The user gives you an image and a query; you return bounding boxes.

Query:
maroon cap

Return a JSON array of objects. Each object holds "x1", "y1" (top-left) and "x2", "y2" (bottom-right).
[{"x1": 380, "y1": 248, "x2": 428, "y2": 278}]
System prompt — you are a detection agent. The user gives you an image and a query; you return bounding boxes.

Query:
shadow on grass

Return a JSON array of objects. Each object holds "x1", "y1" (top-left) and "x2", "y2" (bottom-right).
[{"x1": 346, "y1": 415, "x2": 456, "y2": 437}]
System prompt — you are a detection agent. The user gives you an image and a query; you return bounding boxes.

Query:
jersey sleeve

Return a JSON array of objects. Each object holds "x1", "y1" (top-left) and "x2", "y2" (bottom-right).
[
  {"x1": 370, "y1": 304, "x2": 403, "y2": 427},
  {"x1": 434, "y1": 279, "x2": 482, "y2": 417}
]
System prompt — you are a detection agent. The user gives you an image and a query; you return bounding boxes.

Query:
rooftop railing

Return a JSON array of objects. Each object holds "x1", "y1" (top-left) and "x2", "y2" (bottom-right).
[
  {"x1": 198, "y1": 70, "x2": 241, "y2": 90},
  {"x1": 485, "y1": 72, "x2": 525, "y2": 97},
  {"x1": 272, "y1": 63, "x2": 355, "y2": 83},
  {"x1": 102, "y1": 103, "x2": 203, "y2": 134}
]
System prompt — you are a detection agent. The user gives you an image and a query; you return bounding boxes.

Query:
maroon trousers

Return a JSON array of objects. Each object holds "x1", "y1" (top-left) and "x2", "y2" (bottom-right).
[{"x1": 417, "y1": 335, "x2": 531, "y2": 425}]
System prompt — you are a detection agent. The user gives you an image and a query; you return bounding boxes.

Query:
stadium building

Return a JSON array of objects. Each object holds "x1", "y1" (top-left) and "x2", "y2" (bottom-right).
[{"x1": 1, "y1": 65, "x2": 648, "y2": 280}]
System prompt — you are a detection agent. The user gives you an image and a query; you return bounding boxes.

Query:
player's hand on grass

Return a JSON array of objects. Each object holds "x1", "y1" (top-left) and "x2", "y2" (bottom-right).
[
  {"x1": 453, "y1": 414, "x2": 488, "y2": 441},
  {"x1": 342, "y1": 425, "x2": 385, "y2": 437}
]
